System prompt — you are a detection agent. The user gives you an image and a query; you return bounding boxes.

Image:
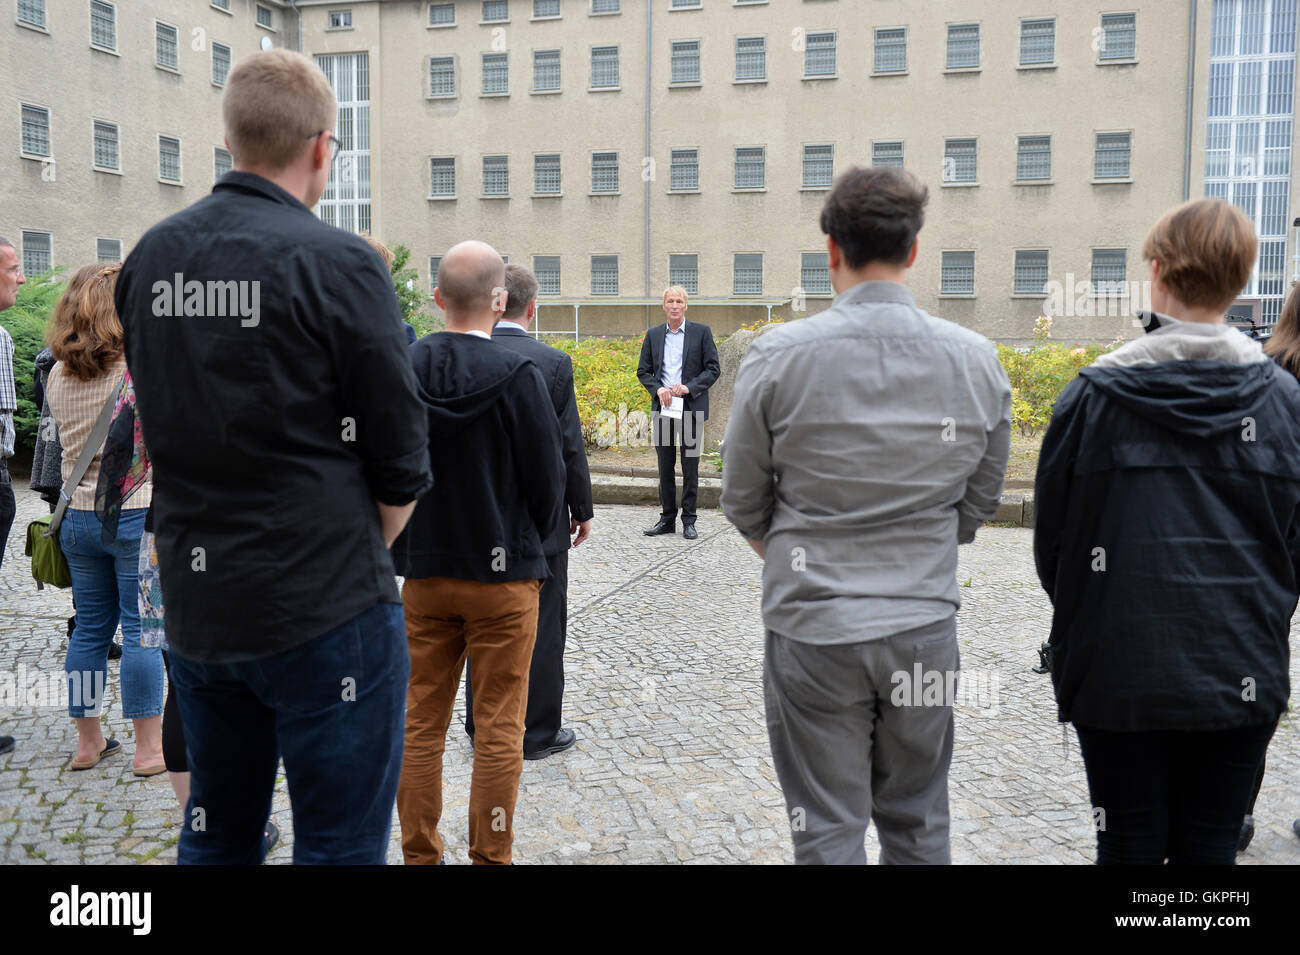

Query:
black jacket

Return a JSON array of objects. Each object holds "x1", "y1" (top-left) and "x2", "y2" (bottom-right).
[
  {"x1": 393, "y1": 332, "x2": 565, "y2": 581},
  {"x1": 491, "y1": 324, "x2": 593, "y2": 555},
  {"x1": 1034, "y1": 322, "x2": 1300, "y2": 732},
  {"x1": 636, "y1": 321, "x2": 721, "y2": 420}
]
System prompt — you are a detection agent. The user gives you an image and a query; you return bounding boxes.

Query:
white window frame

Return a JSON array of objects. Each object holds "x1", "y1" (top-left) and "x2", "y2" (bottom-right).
[
  {"x1": 90, "y1": 1, "x2": 118, "y2": 54},
  {"x1": 533, "y1": 153, "x2": 562, "y2": 195},
  {"x1": 733, "y1": 252, "x2": 764, "y2": 296},
  {"x1": 21, "y1": 230, "x2": 53, "y2": 276},
  {"x1": 20, "y1": 102, "x2": 52, "y2": 159},
  {"x1": 429, "y1": 156, "x2": 456, "y2": 199},
  {"x1": 670, "y1": 39, "x2": 701, "y2": 85},
  {"x1": 534, "y1": 255, "x2": 562, "y2": 295},
  {"x1": 940, "y1": 250, "x2": 976, "y2": 297},
  {"x1": 532, "y1": 49, "x2": 561, "y2": 93},
  {"x1": 669, "y1": 148, "x2": 699, "y2": 192},
  {"x1": 591, "y1": 254, "x2": 619, "y2": 295},
  {"x1": 429, "y1": 55, "x2": 456, "y2": 97},
  {"x1": 327, "y1": 9, "x2": 353, "y2": 30},
  {"x1": 96, "y1": 237, "x2": 122, "y2": 263},
  {"x1": 591, "y1": 44, "x2": 620, "y2": 90},
  {"x1": 92, "y1": 118, "x2": 120, "y2": 172},
  {"x1": 669, "y1": 253, "x2": 699, "y2": 294},
  {"x1": 212, "y1": 41, "x2": 232, "y2": 87},
  {"x1": 158, "y1": 134, "x2": 183, "y2": 185},
  {"x1": 155, "y1": 19, "x2": 180, "y2": 71},
  {"x1": 733, "y1": 145, "x2": 766, "y2": 191}
]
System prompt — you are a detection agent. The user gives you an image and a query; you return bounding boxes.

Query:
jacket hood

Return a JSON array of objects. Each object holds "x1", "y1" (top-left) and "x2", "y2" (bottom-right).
[
  {"x1": 1079, "y1": 316, "x2": 1277, "y2": 438},
  {"x1": 410, "y1": 332, "x2": 532, "y2": 439}
]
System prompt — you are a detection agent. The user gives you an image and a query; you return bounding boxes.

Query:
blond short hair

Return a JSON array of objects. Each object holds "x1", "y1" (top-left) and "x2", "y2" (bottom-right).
[
  {"x1": 663, "y1": 285, "x2": 688, "y2": 304},
  {"x1": 223, "y1": 50, "x2": 337, "y2": 171},
  {"x1": 363, "y1": 235, "x2": 395, "y2": 271},
  {"x1": 1142, "y1": 198, "x2": 1257, "y2": 312}
]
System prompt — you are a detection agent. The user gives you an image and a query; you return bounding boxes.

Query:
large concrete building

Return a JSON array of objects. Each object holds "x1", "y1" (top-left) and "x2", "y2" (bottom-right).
[{"x1": 4, "y1": 0, "x2": 1297, "y2": 342}]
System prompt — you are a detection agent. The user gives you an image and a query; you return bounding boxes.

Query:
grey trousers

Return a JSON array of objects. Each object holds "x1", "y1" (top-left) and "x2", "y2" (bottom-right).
[{"x1": 764, "y1": 616, "x2": 958, "y2": 865}]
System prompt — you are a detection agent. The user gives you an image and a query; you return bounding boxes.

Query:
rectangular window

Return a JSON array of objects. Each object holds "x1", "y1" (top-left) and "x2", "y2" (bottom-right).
[
  {"x1": 1209, "y1": 61, "x2": 1233, "y2": 116},
  {"x1": 22, "y1": 231, "x2": 51, "y2": 275},
  {"x1": 93, "y1": 120, "x2": 119, "y2": 170},
  {"x1": 1091, "y1": 249, "x2": 1127, "y2": 294},
  {"x1": 1014, "y1": 250, "x2": 1049, "y2": 294},
  {"x1": 670, "y1": 148, "x2": 698, "y2": 190},
  {"x1": 592, "y1": 0, "x2": 620, "y2": 12},
  {"x1": 535, "y1": 256, "x2": 561, "y2": 295},
  {"x1": 1261, "y1": 180, "x2": 1289, "y2": 234},
  {"x1": 158, "y1": 135, "x2": 182, "y2": 182},
  {"x1": 872, "y1": 140, "x2": 904, "y2": 168},
  {"x1": 733, "y1": 253, "x2": 763, "y2": 295},
  {"x1": 591, "y1": 151, "x2": 619, "y2": 193},
  {"x1": 429, "y1": 3, "x2": 455, "y2": 25},
  {"x1": 941, "y1": 251, "x2": 975, "y2": 295},
  {"x1": 1016, "y1": 135, "x2": 1051, "y2": 181},
  {"x1": 257, "y1": 5, "x2": 274, "y2": 28},
  {"x1": 21, "y1": 105, "x2": 51, "y2": 157},
  {"x1": 944, "y1": 138, "x2": 977, "y2": 182},
  {"x1": 736, "y1": 36, "x2": 765, "y2": 80},
  {"x1": 1265, "y1": 119, "x2": 1292, "y2": 175},
  {"x1": 804, "y1": 31, "x2": 836, "y2": 76},
  {"x1": 534, "y1": 153, "x2": 561, "y2": 194},
  {"x1": 429, "y1": 256, "x2": 442, "y2": 291},
  {"x1": 1241, "y1": 0, "x2": 1268, "y2": 54},
  {"x1": 1233, "y1": 180, "x2": 1258, "y2": 220},
  {"x1": 1094, "y1": 132, "x2": 1131, "y2": 179},
  {"x1": 534, "y1": 0, "x2": 559, "y2": 17},
  {"x1": 90, "y1": 1, "x2": 117, "y2": 51},
  {"x1": 533, "y1": 49, "x2": 561, "y2": 91},
  {"x1": 1239, "y1": 60, "x2": 1263, "y2": 114},
  {"x1": 314, "y1": 52, "x2": 371, "y2": 234},
  {"x1": 591, "y1": 255, "x2": 618, "y2": 295},
  {"x1": 801, "y1": 252, "x2": 831, "y2": 295},
  {"x1": 214, "y1": 146, "x2": 232, "y2": 179},
  {"x1": 1019, "y1": 18, "x2": 1055, "y2": 65},
  {"x1": 669, "y1": 254, "x2": 698, "y2": 294},
  {"x1": 874, "y1": 27, "x2": 907, "y2": 73},
  {"x1": 430, "y1": 56, "x2": 455, "y2": 96},
  {"x1": 156, "y1": 21, "x2": 179, "y2": 69},
  {"x1": 946, "y1": 23, "x2": 979, "y2": 69},
  {"x1": 212, "y1": 0, "x2": 231, "y2": 10},
  {"x1": 429, "y1": 157, "x2": 455, "y2": 196},
  {"x1": 96, "y1": 238, "x2": 121, "y2": 263},
  {"x1": 734, "y1": 146, "x2": 765, "y2": 189},
  {"x1": 483, "y1": 0, "x2": 509, "y2": 21},
  {"x1": 1274, "y1": 0, "x2": 1297, "y2": 53},
  {"x1": 1099, "y1": 13, "x2": 1136, "y2": 60},
  {"x1": 671, "y1": 40, "x2": 700, "y2": 83},
  {"x1": 1268, "y1": 58, "x2": 1294, "y2": 114},
  {"x1": 591, "y1": 45, "x2": 619, "y2": 87},
  {"x1": 17, "y1": 0, "x2": 45, "y2": 29},
  {"x1": 670, "y1": 0, "x2": 700, "y2": 7},
  {"x1": 482, "y1": 155, "x2": 509, "y2": 195},
  {"x1": 212, "y1": 42, "x2": 231, "y2": 86},
  {"x1": 1206, "y1": 121, "x2": 1231, "y2": 177},
  {"x1": 329, "y1": 10, "x2": 352, "y2": 28},
  {"x1": 483, "y1": 52, "x2": 509, "y2": 93},
  {"x1": 802, "y1": 144, "x2": 833, "y2": 189}
]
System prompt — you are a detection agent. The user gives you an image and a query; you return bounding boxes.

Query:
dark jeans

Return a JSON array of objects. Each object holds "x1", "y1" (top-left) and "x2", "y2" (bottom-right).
[
  {"x1": 1075, "y1": 722, "x2": 1276, "y2": 865},
  {"x1": 654, "y1": 411, "x2": 703, "y2": 524},
  {"x1": 0, "y1": 475, "x2": 14, "y2": 570},
  {"x1": 168, "y1": 602, "x2": 409, "y2": 865}
]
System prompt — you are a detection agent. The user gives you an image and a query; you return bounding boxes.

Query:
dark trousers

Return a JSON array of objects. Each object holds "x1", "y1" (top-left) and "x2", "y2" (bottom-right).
[
  {"x1": 654, "y1": 412, "x2": 703, "y2": 524},
  {"x1": 168, "y1": 602, "x2": 409, "y2": 865},
  {"x1": 0, "y1": 475, "x2": 14, "y2": 570},
  {"x1": 465, "y1": 549, "x2": 568, "y2": 752},
  {"x1": 1074, "y1": 721, "x2": 1276, "y2": 865}
]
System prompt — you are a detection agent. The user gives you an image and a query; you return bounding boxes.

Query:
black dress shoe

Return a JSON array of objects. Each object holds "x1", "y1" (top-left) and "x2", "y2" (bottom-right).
[
  {"x1": 0, "y1": 736, "x2": 14, "y2": 756},
  {"x1": 107, "y1": 641, "x2": 122, "y2": 661},
  {"x1": 644, "y1": 520, "x2": 676, "y2": 536},
  {"x1": 1237, "y1": 815, "x2": 1255, "y2": 854},
  {"x1": 264, "y1": 820, "x2": 281, "y2": 855},
  {"x1": 524, "y1": 728, "x2": 577, "y2": 761},
  {"x1": 683, "y1": 524, "x2": 698, "y2": 540}
]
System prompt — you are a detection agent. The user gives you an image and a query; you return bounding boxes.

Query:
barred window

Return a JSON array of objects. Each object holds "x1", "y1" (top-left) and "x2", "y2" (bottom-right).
[
  {"x1": 1268, "y1": 59, "x2": 1294, "y2": 114},
  {"x1": 944, "y1": 138, "x2": 977, "y2": 182},
  {"x1": 670, "y1": 149, "x2": 699, "y2": 190},
  {"x1": 872, "y1": 141, "x2": 904, "y2": 168},
  {"x1": 533, "y1": 50, "x2": 561, "y2": 91},
  {"x1": 483, "y1": 1, "x2": 509, "y2": 22},
  {"x1": 482, "y1": 155, "x2": 509, "y2": 195},
  {"x1": 1241, "y1": 0, "x2": 1268, "y2": 54},
  {"x1": 591, "y1": 151, "x2": 619, "y2": 193},
  {"x1": 1259, "y1": 239, "x2": 1287, "y2": 297},
  {"x1": 1265, "y1": 119, "x2": 1291, "y2": 175},
  {"x1": 91, "y1": 1, "x2": 117, "y2": 51},
  {"x1": 1099, "y1": 13, "x2": 1136, "y2": 60},
  {"x1": 211, "y1": 0, "x2": 230, "y2": 10},
  {"x1": 1233, "y1": 181, "x2": 1258, "y2": 220},
  {"x1": 93, "y1": 121, "x2": 119, "y2": 169},
  {"x1": 1014, "y1": 250, "x2": 1049, "y2": 295},
  {"x1": 534, "y1": 256, "x2": 561, "y2": 295},
  {"x1": 96, "y1": 238, "x2": 121, "y2": 263},
  {"x1": 941, "y1": 251, "x2": 975, "y2": 295},
  {"x1": 429, "y1": 256, "x2": 442, "y2": 291},
  {"x1": 801, "y1": 252, "x2": 830, "y2": 295},
  {"x1": 429, "y1": 3, "x2": 455, "y2": 25},
  {"x1": 874, "y1": 28, "x2": 907, "y2": 73},
  {"x1": 734, "y1": 147, "x2": 765, "y2": 189},
  {"x1": 430, "y1": 56, "x2": 455, "y2": 96},
  {"x1": 1208, "y1": 62, "x2": 1233, "y2": 116},
  {"x1": 1274, "y1": 0, "x2": 1297, "y2": 53},
  {"x1": 156, "y1": 22, "x2": 179, "y2": 69},
  {"x1": 670, "y1": 0, "x2": 700, "y2": 7},
  {"x1": 733, "y1": 253, "x2": 763, "y2": 295},
  {"x1": 214, "y1": 146, "x2": 233, "y2": 180},
  {"x1": 1016, "y1": 136, "x2": 1051, "y2": 181},
  {"x1": 736, "y1": 36, "x2": 765, "y2": 80},
  {"x1": 21, "y1": 232, "x2": 51, "y2": 276},
  {"x1": 592, "y1": 0, "x2": 620, "y2": 12},
  {"x1": 669, "y1": 254, "x2": 698, "y2": 294},
  {"x1": 21, "y1": 105, "x2": 51, "y2": 157},
  {"x1": 158, "y1": 136, "x2": 182, "y2": 182},
  {"x1": 257, "y1": 5, "x2": 274, "y2": 28},
  {"x1": 1261, "y1": 180, "x2": 1289, "y2": 235},
  {"x1": 591, "y1": 45, "x2": 619, "y2": 87},
  {"x1": 482, "y1": 52, "x2": 509, "y2": 93},
  {"x1": 429, "y1": 157, "x2": 455, "y2": 196},
  {"x1": 1019, "y1": 18, "x2": 1055, "y2": 65},
  {"x1": 212, "y1": 42, "x2": 232, "y2": 86},
  {"x1": 802, "y1": 144, "x2": 833, "y2": 188},
  {"x1": 671, "y1": 40, "x2": 700, "y2": 83},
  {"x1": 1094, "y1": 132, "x2": 1131, "y2": 179},
  {"x1": 1238, "y1": 61, "x2": 1263, "y2": 114},
  {"x1": 534, "y1": 153, "x2": 561, "y2": 194},
  {"x1": 17, "y1": 0, "x2": 45, "y2": 29},
  {"x1": 804, "y1": 32, "x2": 836, "y2": 76},
  {"x1": 946, "y1": 23, "x2": 979, "y2": 69},
  {"x1": 1091, "y1": 249, "x2": 1127, "y2": 294},
  {"x1": 591, "y1": 255, "x2": 618, "y2": 295},
  {"x1": 1205, "y1": 121, "x2": 1231, "y2": 177},
  {"x1": 328, "y1": 10, "x2": 351, "y2": 28},
  {"x1": 534, "y1": 0, "x2": 560, "y2": 17},
  {"x1": 1235, "y1": 122, "x2": 1259, "y2": 175}
]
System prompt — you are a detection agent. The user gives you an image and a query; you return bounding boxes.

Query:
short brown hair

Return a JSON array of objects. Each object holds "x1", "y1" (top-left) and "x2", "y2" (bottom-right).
[
  {"x1": 47, "y1": 263, "x2": 123, "y2": 381},
  {"x1": 819, "y1": 166, "x2": 929, "y2": 268},
  {"x1": 503, "y1": 263, "x2": 538, "y2": 319},
  {"x1": 1265, "y1": 282, "x2": 1300, "y2": 377},
  {"x1": 363, "y1": 235, "x2": 395, "y2": 271},
  {"x1": 223, "y1": 50, "x2": 337, "y2": 171},
  {"x1": 1142, "y1": 198, "x2": 1257, "y2": 311}
]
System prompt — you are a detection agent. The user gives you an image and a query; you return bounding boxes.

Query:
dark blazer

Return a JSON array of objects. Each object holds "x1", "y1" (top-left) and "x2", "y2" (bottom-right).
[
  {"x1": 636, "y1": 320, "x2": 721, "y2": 420},
  {"x1": 492, "y1": 323, "x2": 594, "y2": 555}
]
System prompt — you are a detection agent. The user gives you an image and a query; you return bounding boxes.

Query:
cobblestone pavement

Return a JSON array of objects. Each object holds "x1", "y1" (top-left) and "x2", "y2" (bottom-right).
[{"x1": 2, "y1": 485, "x2": 1297, "y2": 865}]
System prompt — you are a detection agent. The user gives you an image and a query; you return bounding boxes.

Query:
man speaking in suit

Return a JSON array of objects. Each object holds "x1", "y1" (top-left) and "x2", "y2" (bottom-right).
[
  {"x1": 637, "y1": 286, "x2": 721, "y2": 540},
  {"x1": 464, "y1": 263, "x2": 594, "y2": 760}
]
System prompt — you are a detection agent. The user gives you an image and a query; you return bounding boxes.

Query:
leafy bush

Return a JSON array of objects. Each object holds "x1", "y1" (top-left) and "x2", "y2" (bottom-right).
[
  {"x1": 0, "y1": 271, "x2": 67, "y2": 454},
  {"x1": 550, "y1": 336, "x2": 650, "y2": 447},
  {"x1": 996, "y1": 316, "x2": 1120, "y2": 435}
]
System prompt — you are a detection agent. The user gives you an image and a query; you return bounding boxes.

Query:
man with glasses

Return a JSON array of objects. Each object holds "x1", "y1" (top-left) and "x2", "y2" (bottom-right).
[{"x1": 0, "y1": 236, "x2": 25, "y2": 757}]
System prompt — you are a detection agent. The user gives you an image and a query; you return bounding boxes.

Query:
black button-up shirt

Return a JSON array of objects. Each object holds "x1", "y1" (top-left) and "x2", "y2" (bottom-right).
[{"x1": 116, "y1": 172, "x2": 432, "y2": 662}]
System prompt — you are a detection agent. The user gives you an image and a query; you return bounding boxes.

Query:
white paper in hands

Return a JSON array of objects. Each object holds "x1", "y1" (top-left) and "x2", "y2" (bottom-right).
[{"x1": 661, "y1": 395, "x2": 684, "y2": 419}]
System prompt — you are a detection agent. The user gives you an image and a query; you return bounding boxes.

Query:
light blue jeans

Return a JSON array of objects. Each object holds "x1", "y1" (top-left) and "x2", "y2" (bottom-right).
[{"x1": 61, "y1": 508, "x2": 164, "y2": 719}]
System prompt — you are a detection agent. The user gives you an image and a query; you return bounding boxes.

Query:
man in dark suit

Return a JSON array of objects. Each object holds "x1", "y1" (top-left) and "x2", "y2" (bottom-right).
[
  {"x1": 637, "y1": 286, "x2": 721, "y2": 540},
  {"x1": 464, "y1": 263, "x2": 594, "y2": 760}
]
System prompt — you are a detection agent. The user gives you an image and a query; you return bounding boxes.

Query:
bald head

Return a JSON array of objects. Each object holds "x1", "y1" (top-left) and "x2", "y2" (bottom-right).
[{"x1": 436, "y1": 240, "x2": 505, "y2": 319}]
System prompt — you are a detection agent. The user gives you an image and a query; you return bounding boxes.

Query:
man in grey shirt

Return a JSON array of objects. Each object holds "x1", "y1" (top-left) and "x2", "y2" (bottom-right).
[{"x1": 721, "y1": 167, "x2": 1011, "y2": 864}]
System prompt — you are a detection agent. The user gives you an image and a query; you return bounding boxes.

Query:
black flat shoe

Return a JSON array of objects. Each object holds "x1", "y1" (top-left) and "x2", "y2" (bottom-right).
[
  {"x1": 264, "y1": 820, "x2": 281, "y2": 855},
  {"x1": 524, "y1": 728, "x2": 577, "y2": 761},
  {"x1": 683, "y1": 524, "x2": 698, "y2": 540},
  {"x1": 644, "y1": 520, "x2": 676, "y2": 536},
  {"x1": 1237, "y1": 815, "x2": 1255, "y2": 854},
  {"x1": 107, "y1": 641, "x2": 122, "y2": 661}
]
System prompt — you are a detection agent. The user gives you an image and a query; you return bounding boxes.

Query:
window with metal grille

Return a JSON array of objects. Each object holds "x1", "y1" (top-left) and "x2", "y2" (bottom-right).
[
  {"x1": 669, "y1": 254, "x2": 698, "y2": 294},
  {"x1": 802, "y1": 144, "x2": 833, "y2": 188},
  {"x1": 1233, "y1": 180, "x2": 1257, "y2": 219},
  {"x1": 1019, "y1": 18, "x2": 1055, "y2": 65},
  {"x1": 91, "y1": 2, "x2": 117, "y2": 51},
  {"x1": 22, "y1": 232, "x2": 51, "y2": 275},
  {"x1": 1205, "y1": 121, "x2": 1230, "y2": 178},
  {"x1": 17, "y1": 0, "x2": 45, "y2": 29},
  {"x1": 804, "y1": 32, "x2": 836, "y2": 76},
  {"x1": 591, "y1": 46, "x2": 619, "y2": 87},
  {"x1": 734, "y1": 147, "x2": 765, "y2": 189},
  {"x1": 1208, "y1": 62, "x2": 1232, "y2": 116},
  {"x1": 534, "y1": 153, "x2": 561, "y2": 193},
  {"x1": 158, "y1": 136, "x2": 181, "y2": 182},
  {"x1": 483, "y1": 53, "x2": 509, "y2": 93},
  {"x1": 430, "y1": 57, "x2": 455, "y2": 95},
  {"x1": 429, "y1": 157, "x2": 455, "y2": 196},
  {"x1": 156, "y1": 22, "x2": 179, "y2": 69},
  {"x1": 429, "y1": 256, "x2": 442, "y2": 290},
  {"x1": 329, "y1": 10, "x2": 351, "y2": 28},
  {"x1": 1099, "y1": 13, "x2": 1136, "y2": 60},
  {"x1": 591, "y1": 255, "x2": 618, "y2": 295},
  {"x1": 1014, "y1": 250, "x2": 1049, "y2": 294},
  {"x1": 1265, "y1": 119, "x2": 1291, "y2": 175},
  {"x1": 1268, "y1": 59, "x2": 1294, "y2": 113},
  {"x1": 534, "y1": 0, "x2": 559, "y2": 16},
  {"x1": 734, "y1": 253, "x2": 763, "y2": 295},
  {"x1": 21, "y1": 105, "x2": 50, "y2": 157},
  {"x1": 1091, "y1": 249, "x2": 1127, "y2": 294},
  {"x1": 941, "y1": 251, "x2": 975, "y2": 295},
  {"x1": 874, "y1": 28, "x2": 906, "y2": 73},
  {"x1": 1016, "y1": 136, "x2": 1051, "y2": 180},
  {"x1": 1239, "y1": 60, "x2": 1263, "y2": 113},
  {"x1": 592, "y1": 0, "x2": 619, "y2": 12},
  {"x1": 482, "y1": 155, "x2": 509, "y2": 195},
  {"x1": 591, "y1": 151, "x2": 619, "y2": 192},
  {"x1": 483, "y1": 1, "x2": 509, "y2": 21},
  {"x1": 96, "y1": 238, "x2": 121, "y2": 263},
  {"x1": 1235, "y1": 121, "x2": 1258, "y2": 175},
  {"x1": 1241, "y1": 0, "x2": 1268, "y2": 54},
  {"x1": 429, "y1": 3, "x2": 454, "y2": 25},
  {"x1": 212, "y1": 42, "x2": 231, "y2": 85},
  {"x1": 736, "y1": 36, "x2": 765, "y2": 80},
  {"x1": 315, "y1": 52, "x2": 372, "y2": 233},
  {"x1": 946, "y1": 23, "x2": 979, "y2": 69},
  {"x1": 212, "y1": 0, "x2": 230, "y2": 11},
  {"x1": 533, "y1": 50, "x2": 560, "y2": 90},
  {"x1": 670, "y1": 149, "x2": 698, "y2": 190},
  {"x1": 670, "y1": 0, "x2": 700, "y2": 7},
  {"x1": 1275, "y1": 0, "x2": 1298, "y2": 53},
  {"x1": 671, "y1": 40, "x2": 700, "y2": 83},
  {"x1": 214, "y1": 146, "x2": 232, "y2": 179},
  {"x1": 801, "y1": 252, "x2": 830, "y2": 295},
  {"x1": 1259, "y1": 238, "x2": 1287, "y2": 297},
  {"x1": 1094, "y1": 132, "x2": 1131, "y2": 179},
  {"x1": 93, "y1": 121, "x2": 119, "y2": 169},
  {"x1": 257, "y1": 5, "x2": 274, "y2": 28},
  {"x1": 872, "y1": 141, "x2": 904, "y2": 168},
  {"x1": 534, "y1": 256, "x2": 561, "y2": 295},
  {"x1": 944, "y1": 138, "x2": 977, "y2": 182},
  {"x1": 1260, "y1": 179, "x2": 1288, "y2": 234}
]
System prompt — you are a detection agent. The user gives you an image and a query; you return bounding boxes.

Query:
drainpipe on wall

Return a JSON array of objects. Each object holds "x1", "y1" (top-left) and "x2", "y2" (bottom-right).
[
  {"x1": 1183, "y1": 0, "x2": 1197, "y2": 201},
  {"x1": 289, "y1": 0, "x2": 302, "y2": 52},
  {"x1": 644, "y1": 0, "x2": 652, "y2": 332}
]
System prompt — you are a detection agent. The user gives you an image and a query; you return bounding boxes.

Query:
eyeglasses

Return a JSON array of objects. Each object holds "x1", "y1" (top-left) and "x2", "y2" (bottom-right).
[
  {"x1": 306, "y1": 130, "x2": 342, "y2": 163},
  {"x1": 3, "y1": 265, "x2": 23, "y2": 277}
]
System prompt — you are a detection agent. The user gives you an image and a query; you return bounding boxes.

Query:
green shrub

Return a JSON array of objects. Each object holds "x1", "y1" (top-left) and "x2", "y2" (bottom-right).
[
  {"x1": 996, "y1": 316, "x2": 1120, "y2": 435},
  {"x1": 0, "y1": 271, "x2": 67, "y2": 454},
  {"x1": 551, "y1": 336, "x2": 649, "y2": 447}
]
